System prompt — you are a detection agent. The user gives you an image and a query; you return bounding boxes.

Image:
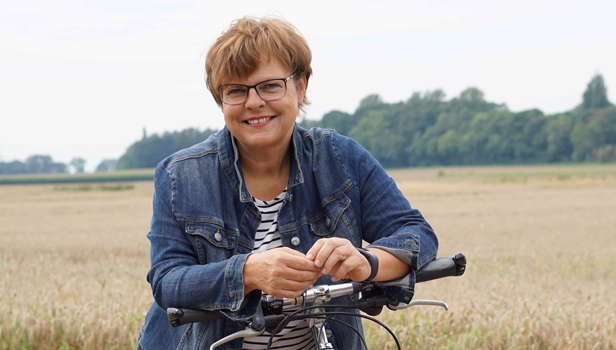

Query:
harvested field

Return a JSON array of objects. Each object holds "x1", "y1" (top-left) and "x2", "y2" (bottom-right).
[{"x1": 1, "y1": 164, "x2": 615, "y2": 349}]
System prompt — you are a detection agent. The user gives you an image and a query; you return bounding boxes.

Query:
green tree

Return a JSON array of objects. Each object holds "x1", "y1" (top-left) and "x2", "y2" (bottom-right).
[
  {"x1": 402, "y1": 90, "x2": 445, "y2": 134},
  {"x1": 348, "y1": 109, "x2": 406, "y2": 167},
  {"x1": 583, "y1": 73, "x2": 611, "y2": 109},
  {"x1": 460, "y1": 87, "x2": 485, "y2": 104},
  {"x1": 24, "y1": 155, "x2": 66, "y2": 174},
  {"x1": 357, "y1": 94, "x2": 383, "y2": 111},
  {"x1": 70, "y1": 157, "x2": 86, "y2": 173},
  {"x1": 117, "y1": 128, "x2": 217, "y2": 169},
  {"x1": 436, "y1": 130, "x2": 460, "y2": 164},
  {"x1": 593, "y1": 145, "x2": 616, "y2": 162},
  {"x1": 0, "y1": 160, "x2": 27, "y2": 175},
  {"x1": 546, "y1": 114, "x2": 574, "y2": 162},
  {"x1": 95, "y1": 159, "x2": 118, "y2": 172},
  {"x1": 318, "y1": 110, "x2": 354, "y2": 135},
  {"x1": 570, "y1": 122, "x2": 594, "y2": 161},
  {"x1": 516, "y1": 109, "x2": 549, "y2": 163},
  {"x1": 26, "y1": 155, "x2": 54, "y2": 173},
  {"x1": 587, "y1": 106, "x2": 616, "y2": 145}
]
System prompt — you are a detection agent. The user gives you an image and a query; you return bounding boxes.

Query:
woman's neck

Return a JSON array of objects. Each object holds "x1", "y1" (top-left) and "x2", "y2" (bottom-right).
[{"x1": 237, "y1": 142, "x2": 292, "y2": 201}]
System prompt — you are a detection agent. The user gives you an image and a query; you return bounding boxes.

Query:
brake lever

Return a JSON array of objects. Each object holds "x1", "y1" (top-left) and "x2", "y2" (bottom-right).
[
  {"x1": 387, "y1": 299, "x2": 449, "y2": 311},
  {"x1": 209, "y1": 300, "x2": 269, "y2": 350},
  {"x1": 209, "y1": 327, "x2": 265, "y2": 350}
]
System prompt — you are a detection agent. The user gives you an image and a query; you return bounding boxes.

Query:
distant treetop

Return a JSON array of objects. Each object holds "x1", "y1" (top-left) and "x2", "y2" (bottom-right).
[{"x1": 583, "y1": 73, "x2": 611, "y2": 109}]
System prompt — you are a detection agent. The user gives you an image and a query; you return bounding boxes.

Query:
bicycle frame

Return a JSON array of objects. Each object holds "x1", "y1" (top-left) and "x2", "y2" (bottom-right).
[{"x1": 167, "y1": 252, "x2": 466, "y2": 350}]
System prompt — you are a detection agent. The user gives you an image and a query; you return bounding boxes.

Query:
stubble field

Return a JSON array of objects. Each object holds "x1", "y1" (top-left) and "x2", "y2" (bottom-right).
[{"x1": 1, "y1": 165, "x2": 615, "y2": 349}]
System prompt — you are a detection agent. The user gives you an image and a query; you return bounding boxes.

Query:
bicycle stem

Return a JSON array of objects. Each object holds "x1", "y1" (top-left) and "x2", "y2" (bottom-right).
[
  {"x1": 308, "y1": 285, "x2": 343, "y2": 350},
  {"x1": 279, "y1": 282, "x2": 360, "y2": 307}
]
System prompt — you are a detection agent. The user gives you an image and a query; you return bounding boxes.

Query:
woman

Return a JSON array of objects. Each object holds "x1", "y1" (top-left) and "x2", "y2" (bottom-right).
[{"x1": 138, "y1": 16, "x2": 438, "y2": 350}]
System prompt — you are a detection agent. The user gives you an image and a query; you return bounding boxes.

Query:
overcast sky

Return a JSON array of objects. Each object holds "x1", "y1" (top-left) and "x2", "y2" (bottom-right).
[{"x1": 1, "y1": 0, "x2": 615, "y2": 171}]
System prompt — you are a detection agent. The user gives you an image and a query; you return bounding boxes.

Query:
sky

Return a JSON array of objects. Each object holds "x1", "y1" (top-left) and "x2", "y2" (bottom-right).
[{"x1": 1, "y1": 0, "x2": 615, "y2": 172}]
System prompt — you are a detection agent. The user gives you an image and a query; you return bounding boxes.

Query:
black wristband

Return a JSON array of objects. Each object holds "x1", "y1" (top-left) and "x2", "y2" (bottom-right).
[{"x1": 357, "y1": 248, "x2": 379, "y2": 281}]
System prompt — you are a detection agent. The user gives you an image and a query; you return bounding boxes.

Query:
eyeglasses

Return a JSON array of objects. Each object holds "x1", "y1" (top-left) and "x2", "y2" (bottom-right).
[{"x1": 219, "y1": 74, "x2": 296, "y2": 105}]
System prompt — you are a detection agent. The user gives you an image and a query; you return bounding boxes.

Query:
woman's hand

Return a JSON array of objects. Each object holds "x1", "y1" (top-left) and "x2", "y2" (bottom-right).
[
  {"x1": 243, "y1": 247, "x2": 321, "y2": 298},
  {"x1": 306, "y1": 238, "x2": 412, "y2": 282},
  {"x1": 305, "y1": 238, "x2": 372, "y2": 282}
]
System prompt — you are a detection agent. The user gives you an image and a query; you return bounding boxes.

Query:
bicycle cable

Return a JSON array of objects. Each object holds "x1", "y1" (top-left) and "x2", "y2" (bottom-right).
[
  {"x1": 265, "y1": 313, "x2": 366, "y2": 350},
  {"x1": 265, "y1": 304, "x2": 400, "y2": 350}
]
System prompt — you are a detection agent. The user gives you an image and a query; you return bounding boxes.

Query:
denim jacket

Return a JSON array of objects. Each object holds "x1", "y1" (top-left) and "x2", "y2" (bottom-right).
[{"x1": 138, "y1": 125, "x2": 438, "y2": 349}]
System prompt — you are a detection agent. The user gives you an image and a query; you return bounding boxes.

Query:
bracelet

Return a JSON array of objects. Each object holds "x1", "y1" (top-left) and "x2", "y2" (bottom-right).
[{"x1": 357, "y1": 248, "x2": 379, "y2": 281}]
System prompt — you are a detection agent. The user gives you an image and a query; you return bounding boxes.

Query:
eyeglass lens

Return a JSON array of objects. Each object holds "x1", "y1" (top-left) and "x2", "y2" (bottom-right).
[{"x1": 221, "y1": 79, "x2": 287, "y2": 105}]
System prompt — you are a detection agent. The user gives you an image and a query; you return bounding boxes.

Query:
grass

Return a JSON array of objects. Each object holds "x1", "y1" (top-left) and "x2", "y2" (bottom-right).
[
  {"x1": 1, "y1": 164, "x2": 615, "y2": 349},
  {"x1": 0, "y1": 169, "x2": 154, "y2": 185},
  {"x1": 0, "y1": 182, "x2": 153, "y2": 349},
  {"x1": 53, "y1": 184, "x2": 135, "y2": 192},
  {"x1": 436, "y1": 163, "x2": 616, "y2": 179},
  {"x1": 434, "y1": 163, "x2": 616, "y2": 188}
]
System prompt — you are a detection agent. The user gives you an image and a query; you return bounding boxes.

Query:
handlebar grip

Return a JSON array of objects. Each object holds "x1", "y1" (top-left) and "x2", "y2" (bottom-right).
[
  {"x1": 415, "y1": 252, "x2": 466, "y2": 283},
  {"x1": 167, "y1": 307, "x2": 225, "y2": 327}
]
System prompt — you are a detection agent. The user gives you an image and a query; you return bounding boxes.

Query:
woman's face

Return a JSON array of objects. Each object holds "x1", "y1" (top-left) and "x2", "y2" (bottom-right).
[{"x1": 221, "y1": 58, "x2": 306, "y2": 155}]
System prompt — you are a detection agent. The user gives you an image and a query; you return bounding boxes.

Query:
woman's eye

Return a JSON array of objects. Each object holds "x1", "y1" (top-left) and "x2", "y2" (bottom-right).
[
  {"x1": 260, "y1": 82, "x2": 283, "y2": 91},
  {"x1": 227, "y1": 87, "x2": 246, "y2": 95}
]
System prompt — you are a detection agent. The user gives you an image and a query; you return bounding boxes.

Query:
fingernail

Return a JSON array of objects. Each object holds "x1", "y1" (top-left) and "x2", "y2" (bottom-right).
[
  {"x1": 331, "y1": 276, "x2": 337, "y2": 282},
  {"x1": 321, "y1": 268, "x2": 327, "y2": 275},
  {"x1": 307, "y1": 253, "x2": 313, "y2": 260},
  {"x1": 315, "y1": 259, "x2": 322, "y2": 267}
]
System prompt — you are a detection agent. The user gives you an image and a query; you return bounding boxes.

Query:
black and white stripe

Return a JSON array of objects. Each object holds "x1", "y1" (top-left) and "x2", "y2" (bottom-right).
[
  {"x1": 252, "y1": 190, "x2": 286, "y2": 253},
  {"x1": 244, "y1": 190, "x2": 315, "y2": 350}
]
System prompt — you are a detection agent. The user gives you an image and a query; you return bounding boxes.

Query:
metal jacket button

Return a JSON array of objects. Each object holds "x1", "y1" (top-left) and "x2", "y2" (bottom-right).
[
  {"x1": 326, "y1": 218, "x2": 331, "y2": 227},
  {"x1": 291, "y1": 237, "x2": 300, "y2": 246},
  {"x1": 214, "y1": 231, "x2": 222, "y2": 242}
]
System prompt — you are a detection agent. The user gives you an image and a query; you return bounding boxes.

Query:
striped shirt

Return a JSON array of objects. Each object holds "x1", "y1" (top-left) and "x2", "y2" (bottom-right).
[{"x1": 242, "y1": 190, "x2": 315, "y2": 350}]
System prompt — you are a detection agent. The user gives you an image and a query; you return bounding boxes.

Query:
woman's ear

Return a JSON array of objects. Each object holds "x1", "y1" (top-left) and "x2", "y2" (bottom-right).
[{"x1": 296, "y1": 75, "x2": 307, "y2": 106}]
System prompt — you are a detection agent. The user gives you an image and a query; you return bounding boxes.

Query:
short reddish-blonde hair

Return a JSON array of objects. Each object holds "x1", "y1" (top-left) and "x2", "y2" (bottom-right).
[{"x1": 205, "y1": 16, "x2": 312, "y2": 107}]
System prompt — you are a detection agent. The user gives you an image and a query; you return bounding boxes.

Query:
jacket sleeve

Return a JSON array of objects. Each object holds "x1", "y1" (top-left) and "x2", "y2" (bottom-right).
[
  {"x1": 337, "y1": 134, "x2": 439, "y2": 302},
  {"x1": 146, "y1": 164, "x2": 260, "y2": 320}
]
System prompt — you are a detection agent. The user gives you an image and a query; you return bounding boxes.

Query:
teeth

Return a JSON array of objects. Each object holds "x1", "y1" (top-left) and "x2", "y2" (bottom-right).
[{"x1": 247, "y1": 117, "x2": 272, "y2": 125}]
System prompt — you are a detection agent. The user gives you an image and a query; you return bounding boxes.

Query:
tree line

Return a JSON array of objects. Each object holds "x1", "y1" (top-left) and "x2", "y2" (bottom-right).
[
  {"x1": 116, "y1": 127, "x2": 219, "y2": 169},
  {"x1": 0, "y1": 155, "x2": 69, "y2": 175},
  {"x1": 116, "y1": 73, "x2": 615, "y2": 170},
  {"x1": 0, "y1": 154, "x2": 120, "y2": 175},
  {"x1": 301, "y1": 73, "x2": 615, "y2": 168},
  {"x1": 1, "y1": 73, "x2": 613, "y2": 175}
]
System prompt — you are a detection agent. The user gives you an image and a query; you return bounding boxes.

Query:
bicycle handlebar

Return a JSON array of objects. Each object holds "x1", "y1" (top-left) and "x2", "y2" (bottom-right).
[
  {"x1": 167, "y1": 307, "x2": 226, "y2": 327},
  {"x1": 415, "y1": 252, "x2": 466, "y2": 283},
  {"x1": 167, "y1": 252, "x2": 466, "y2": 327}
]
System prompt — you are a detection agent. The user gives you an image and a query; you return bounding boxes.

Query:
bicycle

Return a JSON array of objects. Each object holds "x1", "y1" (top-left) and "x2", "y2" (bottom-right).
[{"x1": 166, "y1": 252, "x2": 466, "y2": 350}]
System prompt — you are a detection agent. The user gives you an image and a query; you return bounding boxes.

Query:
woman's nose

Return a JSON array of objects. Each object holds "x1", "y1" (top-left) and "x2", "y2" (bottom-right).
[{"x1": 245, "y1": 87, "x2": 266, "y2": 109}]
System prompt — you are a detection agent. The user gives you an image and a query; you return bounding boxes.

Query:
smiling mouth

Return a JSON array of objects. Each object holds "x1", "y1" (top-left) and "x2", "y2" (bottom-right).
[{"x1": 246, "y1": 116, "x2": 273, "y2": 125}]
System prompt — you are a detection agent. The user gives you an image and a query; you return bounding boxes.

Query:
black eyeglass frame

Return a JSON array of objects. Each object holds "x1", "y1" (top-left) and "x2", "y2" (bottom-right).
[{"x1": 218, "y1": 73, "x2": 296, "y2": 106}]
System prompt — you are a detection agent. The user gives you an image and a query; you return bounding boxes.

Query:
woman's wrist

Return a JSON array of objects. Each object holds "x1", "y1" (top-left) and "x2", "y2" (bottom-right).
[
  {"x1": 366, "y1": 247, "x2": 411, "y2": 281},
  {"x1": 357, "y1": 248, "x2": 379, "y2": 281},
  {"x1": 243, "y1": 253, "x2": 258, "y2": 295}
]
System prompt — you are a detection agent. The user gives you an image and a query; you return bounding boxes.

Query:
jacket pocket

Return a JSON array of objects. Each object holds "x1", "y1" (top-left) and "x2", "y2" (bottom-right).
[
  {"x1": 308, "y1": 193, "x2": 352, "y2": 237},
  {"x1": 308, "y1": 214, "x2": 332, "y2": 237},
  {"x1": 185, "y1": 222, "x2": 238, "y2": 264}
]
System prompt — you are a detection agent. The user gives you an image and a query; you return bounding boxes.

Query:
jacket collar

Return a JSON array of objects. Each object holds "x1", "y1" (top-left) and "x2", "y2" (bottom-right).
[{"x1": 218, "y1": 124, "x2": 304, "y2": 203}]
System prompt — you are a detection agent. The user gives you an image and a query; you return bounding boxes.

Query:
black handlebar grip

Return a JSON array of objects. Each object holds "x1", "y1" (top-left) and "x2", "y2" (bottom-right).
[
  {"x1": 167, "y1": 307, "x2": 225, "y2": 327},
  {"x1": 415, "y1": 252, "x2": 466, "y2": 283}
]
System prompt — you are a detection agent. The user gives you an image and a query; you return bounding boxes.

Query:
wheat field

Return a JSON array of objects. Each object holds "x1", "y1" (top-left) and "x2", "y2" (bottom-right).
[{"x1": 1, "y1": 165, "x2": 615, "y2": 349}]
